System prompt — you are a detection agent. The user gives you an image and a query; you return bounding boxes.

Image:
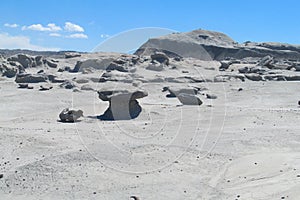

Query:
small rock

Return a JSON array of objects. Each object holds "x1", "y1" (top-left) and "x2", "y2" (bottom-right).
[
  {"x1": 206, "y1": 94, "x2": 217, "y2": 99},
  {"x1": 80, "y1": 84, "x2": 94, "y2": 91},
  {"x1": 150, "y1": 52, "x2": 169, "y2": 65},
  {"x1": 238, "y1": 67, "x2": 249, "y2": 74},
  {"x1": 257, "y1": 55, "x2": 273, "y2": 67},
  {"x1": 60, "y1": 80, "x2": 76, "y2": 89},
  {"x1": 59, "y1": 108, "x2": 83, "y2": 122},
  {"x1": 219, "y1": 61, "x2": 232, "y2": 70},
  {"x1": 74, "y1": 78, "x2": 89, "y2": 84},
  {"x1": 39, "y1": 84, "x2": 53, "y2": 91},
  {"x1": 65, "y1": 52, "x2": 81, "y2": 59},
  {"x1": 0, "y1": 174, "x2": 3, "y2": 179},
  {"x1": 45, "y1": 60, "x2": 58, "y2": 68},
  {"x1": 245, "y1": 74, "x2": 263, "y2": 81},
  {"x1": 18, "y1": 83, "x2": 28, "y2": 89},
  {"x1": 146, "y1": 63, "x2": 164, "y2": 71}
]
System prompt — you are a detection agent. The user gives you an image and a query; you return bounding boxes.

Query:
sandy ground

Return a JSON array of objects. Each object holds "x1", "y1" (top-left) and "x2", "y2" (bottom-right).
[{"x1": 1, "y1": 75, "x2": 300, "y2": 200}]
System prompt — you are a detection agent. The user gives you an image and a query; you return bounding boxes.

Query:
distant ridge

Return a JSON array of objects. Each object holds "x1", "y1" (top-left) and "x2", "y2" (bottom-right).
[{"x1": 0, "y1": 49, "x2": 85, "y2": 58}]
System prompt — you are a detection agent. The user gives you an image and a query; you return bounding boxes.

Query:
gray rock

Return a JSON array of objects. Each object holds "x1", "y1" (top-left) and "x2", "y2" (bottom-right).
[
  {"x1": 177, "y1": 93, "x2": 203, "y2": 105},
  {"x1": 162, "y1": 86, "x2": 198, "y2": 97},
  {"x1": 72, "y1": 58, "x2": 115, "y2": 73},
  {"x1": 45, "y1": 60, "x2": 58, "y2": 68},
  {"x1": 219, "y1": 61, "x2": 232, "y2": 70},
  {"x1": 97, "y1": 89, "x2": 148, "y2": 120},
  {"x1": 106, "y1": 61, "x2": 136, "y2": 73},
  {"x1": 65, "y1": 52, "x2": 81, "y2": 59},
  {"x1": 1, "y1": 64, "x2": 18, "y2": 78},
  {"x1": 39, "y1": 84, "x2": 53, "y2": 91},
  {"x1": 238, "y1": 67, "x2": 249, "y2": 74},
  {"x1": 18, "y1": 83, "x2": 29, "y2": 89},
  {"x1": 15, "y1": 73, "x2": 48, "y2": 83},
  {"x1": 206, "y1": 94, "x2": 218, "y2": 99},
  {"x1": 60, "y1": 80, "x2": 76, "y2": 89},
  {"x1": 257, "y1": 55, "x2": 273, "y2": 67},
  {"x1": 146, "y1": 63, "x2": 164, "y2": 71},
  {"x1": 74, "y1": 78, "x2": 89, "y2": 84},
  {"x1": 35, "y1": 56, "x2": 43, "y2": 66},
  {"x1": 59, "y1": 108, "x2": 83, "y2": 122},
  {"x1": 8, "y1": 54, "x2": 33, "y2": 68},
  {"x1": 81, "y1": 84, "x2": 94, "y2": 91},
  {"x1": 150, "y1": 52, "x2": 169, "y2": 65},
  {"x1": 245, "y1": 74, "x2": 263, "y2": 81},
  {"x1": 249, "y1": 66, "x2": 267, "y2": 74},
  {"x1": 48, "y1": 75, "x2": 65, "y2": 83}
]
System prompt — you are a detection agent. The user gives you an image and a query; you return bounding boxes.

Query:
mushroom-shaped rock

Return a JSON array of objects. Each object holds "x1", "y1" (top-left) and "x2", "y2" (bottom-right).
[
  {"x1": 177, "y1": 93, "x2": 203, "y2": 105},
  {"x1": 97, "y1": 89, "x2": 148, "y2": 120},
  {"x1": 59, "y1": 108, "x2": 83, "y2": 122}
]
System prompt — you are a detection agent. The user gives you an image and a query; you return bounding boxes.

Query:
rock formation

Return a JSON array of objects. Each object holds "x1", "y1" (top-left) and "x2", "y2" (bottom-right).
[
  {"x1": 135, "y1": 29, "x2": 300, "y2": 60},
  {"x1": 97, "y1": 89, "x2": 148, "y2": 120}
]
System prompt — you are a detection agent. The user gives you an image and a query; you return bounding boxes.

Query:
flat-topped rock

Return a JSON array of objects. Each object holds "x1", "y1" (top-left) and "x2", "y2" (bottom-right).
[{"x1": 15, "y1": 73, "x2": 48, "y2": 83}]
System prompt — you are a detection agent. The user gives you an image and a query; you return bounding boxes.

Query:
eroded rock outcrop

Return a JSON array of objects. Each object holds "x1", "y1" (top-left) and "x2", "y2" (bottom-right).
[
  {"x1": 97, "y1": 89, "x2": 148, "y2": 120},
  {"x1": 135, "y1": 29, "x2": 300, "y2": 60}
]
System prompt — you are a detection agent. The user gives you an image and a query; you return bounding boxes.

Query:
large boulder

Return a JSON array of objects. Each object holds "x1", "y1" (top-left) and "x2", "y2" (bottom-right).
[{"x1": 97, "y1": 89, "x2": 148, "y2": 120}]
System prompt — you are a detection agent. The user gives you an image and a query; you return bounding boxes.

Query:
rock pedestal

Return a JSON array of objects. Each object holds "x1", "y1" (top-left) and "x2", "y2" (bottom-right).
[{"x1": 97, "y1": 90, "x2": 148, "y2": 120}]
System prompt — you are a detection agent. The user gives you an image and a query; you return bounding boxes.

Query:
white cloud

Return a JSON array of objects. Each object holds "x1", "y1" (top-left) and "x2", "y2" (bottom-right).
[
  {"x1": 22, "y1": 23, "x2": 61, "y2": 32},
  {"x1": 66, "y1": 33, "x2": 88, "y2": 39},
  {"x1": 4, "y1": 23, "x2": 19, "y2": 28},
  {"x1": 49, "y1": 33, "x2": 62, "y2": 37},
  {"x1": 64, "y1": 22, "x2": 84, "y2": 32},
  {"x1": 100, "y1": 34, "x2": 110, "y2": 38},
  {"x1": 0, "y1": 33, "x2": 59, "y2": 51}
]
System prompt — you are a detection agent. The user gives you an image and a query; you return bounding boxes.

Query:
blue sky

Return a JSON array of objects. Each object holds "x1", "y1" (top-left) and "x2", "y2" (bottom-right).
[{"x1": 0, "y1": 0, "x2": 300, "y2": 52}]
